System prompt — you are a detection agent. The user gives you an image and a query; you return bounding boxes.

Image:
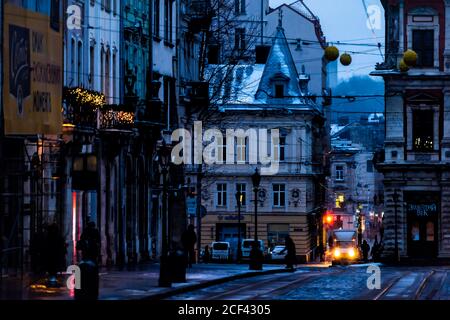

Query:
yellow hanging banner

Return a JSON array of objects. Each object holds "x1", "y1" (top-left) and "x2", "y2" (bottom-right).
[{"x1": 3, "y1": 1, "x2": 63, "y2": 135}]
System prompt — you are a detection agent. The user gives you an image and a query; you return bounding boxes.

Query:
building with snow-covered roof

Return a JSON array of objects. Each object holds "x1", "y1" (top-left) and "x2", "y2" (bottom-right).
[{"x1": 188, "y1": 23, "x2": 328, "y2": 262}]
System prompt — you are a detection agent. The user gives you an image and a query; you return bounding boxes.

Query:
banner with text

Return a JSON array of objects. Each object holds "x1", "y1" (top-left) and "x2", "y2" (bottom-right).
[{"x1": 3, "y1": 1, "x2": 62, "y2": 135}]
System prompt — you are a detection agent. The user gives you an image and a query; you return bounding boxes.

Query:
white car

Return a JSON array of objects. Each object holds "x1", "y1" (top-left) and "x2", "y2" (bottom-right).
[
  {"x1": 269, "y1": 245, "x2": 287, "y2": 261},
  {"x1": 241, "y1": 239, "x2": 265, "y2": 259},
  {"x1": 211, "y1": 241, "x2": 231, "y2": 261}
]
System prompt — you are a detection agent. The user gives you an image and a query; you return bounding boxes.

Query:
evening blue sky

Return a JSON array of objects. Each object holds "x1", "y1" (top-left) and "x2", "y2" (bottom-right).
[{"x1": 269, "y1": 0, "x2": 385, "y2": 81}]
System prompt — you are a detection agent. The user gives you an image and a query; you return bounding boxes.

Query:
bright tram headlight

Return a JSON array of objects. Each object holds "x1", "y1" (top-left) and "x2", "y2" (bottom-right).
[
  {"x1": 348, "y1": 248, "x2": 355, "y2": 258},
  {"x1": 333, "y1": 248, "x2": 341, "y2": 258}
]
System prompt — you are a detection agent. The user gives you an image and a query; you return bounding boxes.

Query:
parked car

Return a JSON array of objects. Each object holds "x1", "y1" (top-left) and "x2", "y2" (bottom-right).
[
  {"x1": 269, "y1": 245, "x2": 287, "y2": 261},
  {"x1": 211, "y1": 241, "x2": 231, "y2": 262},
  {"x1": 241, "y1": 239, "x2": 265, "y2": 260}
]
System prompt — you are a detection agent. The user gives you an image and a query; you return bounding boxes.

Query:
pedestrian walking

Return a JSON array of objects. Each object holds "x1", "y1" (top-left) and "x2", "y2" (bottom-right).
[
  {"x1": 181, "y1": 224, "x2": 197, "y2": 268},
  {"x1": 283, "y1": 236, "x2": 297, "y2": 271},
  {"x1": 77, "y1": 221, "x2": 101, "y2": 263},
  {"x1": 361, "y1": 239, "x2": 370, "y2": 262},
  {"x1": 328, "y1": 235, "x2": 334, "y2": 250},
  {"x1": 317, "y1": 242, "x2": 325, "y2": 262},
  {"x1": 203, "y1": 245, "x2": 210, "y2": 264},
  {"x1": 44, "y1": 223, "x2": 67, "y2": 287}
]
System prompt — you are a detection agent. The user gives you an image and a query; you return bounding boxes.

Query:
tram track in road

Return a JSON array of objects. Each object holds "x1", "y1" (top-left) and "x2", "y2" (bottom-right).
[
  {"x1": 374, "y1": 270, "x2": 438, "y2": 300},
  {"x1": 167, "y1": 267, "x2": 340, "y2": 300},
  {"x1": 201, "y1": 268, "x2": 345, "y2": 300},
  {"x1": 248, "y1": 269, "x2": 348, "y2": 300}
]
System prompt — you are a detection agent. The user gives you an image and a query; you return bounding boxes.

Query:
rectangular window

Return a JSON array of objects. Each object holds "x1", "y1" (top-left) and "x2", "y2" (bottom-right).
[
  {"x1": 112, "y1": 53, "x2": 116, "y2": 101},
  {"x1": 218, "y1": 136, "x2": 226, "y2": 163},
  {"x1": 217, "y1": 184, "x2": 227, "y2": 207},
  {"x1": 274, "y1": 136, "x2": 286, "y2": 161},
  {"x1": 335, "y1": 165, "x2": 344, "y2": 181},
  {"x1": 100, "y1": 49, "x2": 104, "y2": 93},
  {"x1": 234, "y1": 28, "x2": 246, "y2": 52},
  {"x1": 105, "y1": 51, "x2": 110, "y2": 99},
  {"x1": 412, "y1": 30, "x2": 434, "y2": 67},
  {"x1": 235, "y1": 0, "x2": 246, "y2": 15},
  {"x1": 77, "y1": 42, "x2": 83, "y2": 86},
  {"x1": 236, "y1": 137, "x2": 246, "y2": 163},
  {"x1": 208, "y1": 44, "x2": 219, "y2": 64},
  {"x1": 273, "y1": 184, "x2": 286, "y2": 207},
  {"x1": 164, "y1": 0, "x2": 172, "y2": 41},
  {"x1": 236, "y1": 183, "x2": 246, "y2": 206},
  {"x1": 413, "y1": 109, "x2": 434, "y2": 151},
  {"x1": 89, "y1": 46, "x2": 94, "y2": 87},
  {"x1": 154, "y1": 0, "x2": 160, "y2": 37}
]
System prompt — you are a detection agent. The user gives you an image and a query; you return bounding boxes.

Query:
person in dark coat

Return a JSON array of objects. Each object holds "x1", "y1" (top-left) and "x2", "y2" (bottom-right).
[
  {"x1": 181, "y1": 224, "x2": 197, "y2": 268},
  {"x1": 77, "y1": 221, "x2": 101, "y2": 263},
  {"x1": 283, "y1": 236, "x2": 297, "y2": 270},
  {"x1": 203, "y1": 245, "x2": 210, "y2": 264},
  {"x1": 44, "y1": 223, "x2": 67, "y2": 286},
  {"x1": 361, "y1": 240, "x2": 370, "y2": 261},
  {"x1": 328, "y1": 235, "x2": 334, "y2": 250},
  {"x1": 317, "y1": 243, "x2": 325, "y2": 262}
]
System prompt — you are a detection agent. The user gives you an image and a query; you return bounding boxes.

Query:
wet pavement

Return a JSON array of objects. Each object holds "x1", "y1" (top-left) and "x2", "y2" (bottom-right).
[
  {"x1": 0, "y1": 263, "x2": 286, "y2": 300},
  {"x1": 4, "y1": 262, "x2": 450, "y2": 300}
]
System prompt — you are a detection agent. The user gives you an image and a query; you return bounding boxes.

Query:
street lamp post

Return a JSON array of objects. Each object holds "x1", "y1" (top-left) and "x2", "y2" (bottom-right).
[
  {"x1": 158, "y1": 142, "x2": 172, "y2": 287},
  {"x1": 235, "y1": 191, "x2": 242, "y2": 262},
  {"x1": 250, "y1": 168, "x2": 262, "y2": 270},
  {"x1": 393, "y1": 189, "x2": 400, "y2": 263}
]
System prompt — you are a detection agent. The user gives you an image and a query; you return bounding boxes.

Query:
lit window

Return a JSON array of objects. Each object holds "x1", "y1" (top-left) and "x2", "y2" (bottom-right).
[
  {"x1": 335, "y1": 194, "x2": 345, "y2": 208},
  {"x1": 413, "y1": 109, "x2": 434, "y2": 151}
]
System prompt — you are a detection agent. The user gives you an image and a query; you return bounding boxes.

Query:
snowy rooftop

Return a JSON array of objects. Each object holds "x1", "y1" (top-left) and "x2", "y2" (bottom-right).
[{"x1": 206, "y1": 25, "x2": 319, "y2": 112}]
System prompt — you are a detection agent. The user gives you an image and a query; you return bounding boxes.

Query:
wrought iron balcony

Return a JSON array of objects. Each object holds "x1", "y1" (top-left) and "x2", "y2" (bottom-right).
[{"x1": 186, "y1": 0, "x2": 214, "y2": 33}]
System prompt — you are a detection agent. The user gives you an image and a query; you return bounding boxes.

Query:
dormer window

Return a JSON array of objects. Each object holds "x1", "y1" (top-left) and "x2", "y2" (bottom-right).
[
  {"x1": 270, "y1": 72, "x2": 289, "y2": 99},
  {"x1": 275, "y1": 84, "x2": 284, "y2": 98}
]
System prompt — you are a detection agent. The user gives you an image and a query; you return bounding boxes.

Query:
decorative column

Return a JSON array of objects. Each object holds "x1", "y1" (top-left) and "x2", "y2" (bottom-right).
[{"x1": 384, "y1": 90, "x2": 405, "y2": 162}]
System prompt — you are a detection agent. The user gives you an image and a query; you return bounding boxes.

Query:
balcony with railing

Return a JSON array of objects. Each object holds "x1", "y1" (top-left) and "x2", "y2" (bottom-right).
[
  {"x1": 186, "y1": 0, "x2": 214, "y2": 33},
  {"x1": 63, "y1": 87, "x2": 136, "y2": 132}
]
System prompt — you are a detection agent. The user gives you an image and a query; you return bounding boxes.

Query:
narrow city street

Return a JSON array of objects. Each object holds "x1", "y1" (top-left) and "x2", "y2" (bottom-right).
[{"x1": 168, "y1": 265, "x2": 450, "y2": 300}]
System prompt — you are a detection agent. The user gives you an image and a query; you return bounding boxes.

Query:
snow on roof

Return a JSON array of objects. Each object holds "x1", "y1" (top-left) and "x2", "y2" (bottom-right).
[{"x1": 206, "y1": 25, "x2": 320, "y2": 112}]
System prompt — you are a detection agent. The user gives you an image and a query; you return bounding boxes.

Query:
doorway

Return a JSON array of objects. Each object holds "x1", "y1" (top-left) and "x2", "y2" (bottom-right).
[{"x1": 405, "y1": 192, "x2": 439, "y2": 258}]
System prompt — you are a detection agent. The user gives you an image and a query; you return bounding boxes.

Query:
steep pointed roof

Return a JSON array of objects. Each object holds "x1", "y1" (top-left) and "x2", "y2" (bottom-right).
[{"x1": 255, "y1": 24, "x2": 304, "y2": 101}]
